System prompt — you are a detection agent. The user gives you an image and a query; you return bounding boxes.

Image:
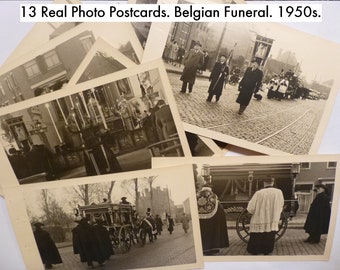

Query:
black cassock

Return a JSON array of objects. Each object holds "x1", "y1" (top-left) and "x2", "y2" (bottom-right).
[
  {"x1": 304, "y1": 192, "x2": 331, "y2": 237},
  {"x1": 93, "y1": 223, "x2": 114, "y2": 262},
  {"x1": 236, "y1": 67, "x2": 263, "y2": 106},
  {"x1": 199, "y1": 202, "x2": 229, "y2": 255},
  {"x1": 197, "y1": 187, "x2": 229, "y2": 255},
  {"x1": 73, "y1": 220, "x2": 104, "y2": 265},
  {"x1": 33, "y1": 227, "x2": 62, "y2": 266},
  {"x1": 208, "y1": 62, "x2": 229, "y2": 99}
]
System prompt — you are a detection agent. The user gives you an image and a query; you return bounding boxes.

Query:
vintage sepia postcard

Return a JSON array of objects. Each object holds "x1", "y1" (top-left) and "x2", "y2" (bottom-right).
[
  {"x1": 186, "y1": 131, "x2": 225, "y2": 156},
  {"x1": 2, "y1": 164, "x2": 203, "y2": 270},
  {"x1": 0, "y1": 59, "x2": 191, "y2": 188},
  {"x1": 146, "y1": 19, "x2": 340, "y2": 155},
  {"x1": 153, "y1": 155, "x2": 340, "y2": 261},
  {"x1": 0, "y1": 20, "x2": 143, "y2": 109},
  {"x1": 67, "y1": 38, "x2": 137, "y2": 85}
]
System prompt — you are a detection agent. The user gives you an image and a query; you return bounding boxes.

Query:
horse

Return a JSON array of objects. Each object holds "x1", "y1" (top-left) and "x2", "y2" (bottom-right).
[{"x1": 137, "y1": 216, "x2": 157, "y2": 246}]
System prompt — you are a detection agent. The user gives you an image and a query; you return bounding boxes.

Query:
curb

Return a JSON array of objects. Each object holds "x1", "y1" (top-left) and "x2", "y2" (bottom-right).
[{"x1": 165, "y1": 67, "x2": 210, "y2": 80}]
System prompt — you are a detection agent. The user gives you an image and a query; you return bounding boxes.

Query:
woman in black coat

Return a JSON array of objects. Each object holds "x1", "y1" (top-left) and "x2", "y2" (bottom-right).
[
  {"x1": 304, "y1": 184, "x2": 331, "y2": 244},
  {"x1": 33, "y1": 223, "x2": 62, "y2": 269},
  {"x1": 236, "y1": 61, "x2": 263, "y2": 115},
  {"x1": 206, "y1": 55, "x2": 229, "y2": 102}
]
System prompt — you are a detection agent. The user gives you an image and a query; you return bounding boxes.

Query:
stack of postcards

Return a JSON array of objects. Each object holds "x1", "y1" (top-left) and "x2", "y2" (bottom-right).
[{"x1": 0, "y1": 1, "x2": 340, "y2": 270}]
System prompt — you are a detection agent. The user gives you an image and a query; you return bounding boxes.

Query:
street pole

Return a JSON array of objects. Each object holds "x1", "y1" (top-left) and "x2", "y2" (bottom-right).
[
  {"x1": 215, "y1": 22, "x2": 227, "y2": 62},
  {"x1": 290, "y1": 163, "x2": 300, "y2": 219},
  {"x1": 167, "y1": 185, "x2": 171, "y2": 216}
]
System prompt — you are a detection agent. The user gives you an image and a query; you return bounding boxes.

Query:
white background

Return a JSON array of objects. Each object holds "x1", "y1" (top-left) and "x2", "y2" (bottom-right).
[{"x1": 1, "y1": 1, "x2": 340, "y2": 269}]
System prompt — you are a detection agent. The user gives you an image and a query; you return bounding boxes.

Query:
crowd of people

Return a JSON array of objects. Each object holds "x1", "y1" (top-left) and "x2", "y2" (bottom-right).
[
  {"x1": 162, "y1": 39, "x2": 316, "y2": 117},
  {"x1": 32, "y1": 197, "x2": 191, "y2": 269}
]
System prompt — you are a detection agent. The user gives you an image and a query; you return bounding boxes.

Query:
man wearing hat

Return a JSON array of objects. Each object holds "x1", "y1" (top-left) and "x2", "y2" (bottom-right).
[
  {"x1": 303, "y1": 183, "x2": 331, "y2": 244},
  {"x1": 180, "y1": 41, "x2": 204, "y2": 93},
  {"x1": 236, "y1": 59, "x2": 263, "y2": 115},
  {"x1": 206, "y1": 54, "x2": 230, "y2": 102},
  {"x1": 120, "y1": 196, "x2": 130, "y2": 205}
]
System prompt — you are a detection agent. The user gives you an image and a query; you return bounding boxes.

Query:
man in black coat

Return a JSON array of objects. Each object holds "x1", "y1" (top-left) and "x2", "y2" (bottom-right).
[
  {"x1": 206, "y1": 54, "x2": 229, "y2": 102},
  {"x1": 73, "y1": 217, "x2": 105, "y2": 268},
  {"x1": 180, "y1": 42, "x2": 204, "y2": 93},
  {"x1": 33, "y1": 222, "x2": 62, "y2": 269},
  {"x1": 236, "y1": 60, "x2": 263, "y2": 115},
  {"x1": 304, "y1": 184, "x2": 331, "y2": 244},
  {"x1": 93, "y1": 219, "x2": 114, "y2": 262}
]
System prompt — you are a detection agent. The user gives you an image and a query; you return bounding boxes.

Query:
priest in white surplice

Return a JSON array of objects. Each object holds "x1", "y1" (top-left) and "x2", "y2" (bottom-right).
[{"x1": 246, "y1": 176, "x2": 284, "y2": 255}]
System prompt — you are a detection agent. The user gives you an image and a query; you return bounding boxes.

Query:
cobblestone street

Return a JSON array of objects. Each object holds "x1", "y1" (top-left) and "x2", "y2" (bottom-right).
[
  {"x1": 51, "y1": 224, "x2": 196, "y2": 270},
  {"x1": 166, "y1": 68, "x2": 326, "y2": 155},
  {"x1": 214, "y1": 218, "x2": 327, "y2": 257}
]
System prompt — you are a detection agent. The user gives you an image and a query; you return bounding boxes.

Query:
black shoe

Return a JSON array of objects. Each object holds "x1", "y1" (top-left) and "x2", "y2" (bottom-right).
[
  {"x1": 206, "y1": 99, "x2": 211, "y2": 102},
  {"x1": 309, "y1": 240, "x2": 320, "y2": 244},
  {"x1": 180, "y1": 91, "x2": 185, "y2": 93},
  {"x1": 304, "y1": 237, "x2": 312, "y2": 243}
]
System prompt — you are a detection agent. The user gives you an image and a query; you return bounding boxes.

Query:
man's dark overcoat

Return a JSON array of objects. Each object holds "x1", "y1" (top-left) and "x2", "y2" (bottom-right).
[
  {"x1": 93, "y1": 222, "x2": 114, "y2": 262},
  {"x1": 304, "y1": 192, "x2": 331, "y2": 236},
  {"x1": 180, "y1": 49, "x2": 204, "y2": 84},
  {"x1": 208, "y1": 62, "x2": 229, "y2": 97},
  {"x1": 74, "y1": 219, "x2": 102, "y2": 264},
  {"x1": 236, "y1": 67, "x2": 263, "y2": 106}
]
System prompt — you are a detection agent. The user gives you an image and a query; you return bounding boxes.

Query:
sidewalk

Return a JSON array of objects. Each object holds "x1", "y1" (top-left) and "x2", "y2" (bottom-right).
[{"x1": 163, "y1": 61, "x2": 210, "y2": 79}]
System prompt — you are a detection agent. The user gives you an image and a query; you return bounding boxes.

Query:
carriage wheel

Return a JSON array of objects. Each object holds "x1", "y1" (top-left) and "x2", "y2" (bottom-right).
[
  {"x1": 118, "y1": 226, "x2": 132, "y2": 253},
  {"x1": 275, "y1": 211, "x2": 289, "y2": 241},
  {"x1": 235, "y1": 209, "x2": 289, "y2": 243},
  {"x1": 235, "y1": 209, "x2": 252, "y2": 243},
  {"x1": 139, "y1": 228, "x2": 146, "y2": 247}
]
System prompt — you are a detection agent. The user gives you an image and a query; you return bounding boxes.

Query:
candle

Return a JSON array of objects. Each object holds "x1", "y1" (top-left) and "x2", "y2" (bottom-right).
[
  {"x1": 91, "y1": 88, "x2": 100, "y2": 106},
  {"x1": 72, "y1": 113, "x2": 81, "y2": 131},
  {"x1": 88, "y1": 100, "x2": 97, "y2": 123},
  {"x1": 75, "y1": 101, "x2": 85, "y2": 127},
  {"x1": 98, "y1": 105, "x2": 108, "y2": 130},
  {"x1": 69, "y1": 96, "x2": 75, "y2": 108},
  {"x1": 56, "y1": 99, "x2": 68, "y2": 125},
  {"x1": 45, "y1": 103, "x2": 62, "y2": 144},
  {"x1": 79, "y1": 92, "x2": 90, "y2": 117}
]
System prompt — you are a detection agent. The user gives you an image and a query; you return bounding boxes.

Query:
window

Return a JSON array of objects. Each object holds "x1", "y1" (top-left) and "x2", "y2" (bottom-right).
[
  {"x1": 327, "y1": 162, "x2": 337, "y2": 168},
  {"x1": 24, "y1": 59, "x2": 40, "y2": 78},
  {"x1": 44, "y1": 50, "x2": 60, "y2": 69},
  {"x1": 300, "y1": 162, "x2": 311, "y2": 169},
  {"x1": 80, "y1": 36, "x2": 94, "y2": 53}
]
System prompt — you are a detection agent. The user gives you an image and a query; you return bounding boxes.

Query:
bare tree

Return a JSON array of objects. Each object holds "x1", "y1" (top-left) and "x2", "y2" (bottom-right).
[
  {"x1": 40, "y1": 189, "x2": 52, "y2": 222},
  {"x1": 72, "y1": 184, "x2": 91, "y2": 205},
  {"x1": 72, "y1": 182, "x2": 116, "y2": 206},
  {"x1": 106, "y1": 181, "x2": 115, "y2": 203},
  {"x1": 146, "y1": 176, "x2": 157, "y2": 211},
  {"x1": 39, "y1": 189, "x2": 73, "y2": 227}
]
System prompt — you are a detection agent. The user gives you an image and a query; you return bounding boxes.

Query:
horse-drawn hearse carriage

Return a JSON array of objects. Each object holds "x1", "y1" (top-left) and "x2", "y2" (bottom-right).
[
  {"x1": 200, "y1": 163, "x2": 300, "y2": 243},
  {"x1": 75, "y1": 202, "x2": 153, "y2": 253}
]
